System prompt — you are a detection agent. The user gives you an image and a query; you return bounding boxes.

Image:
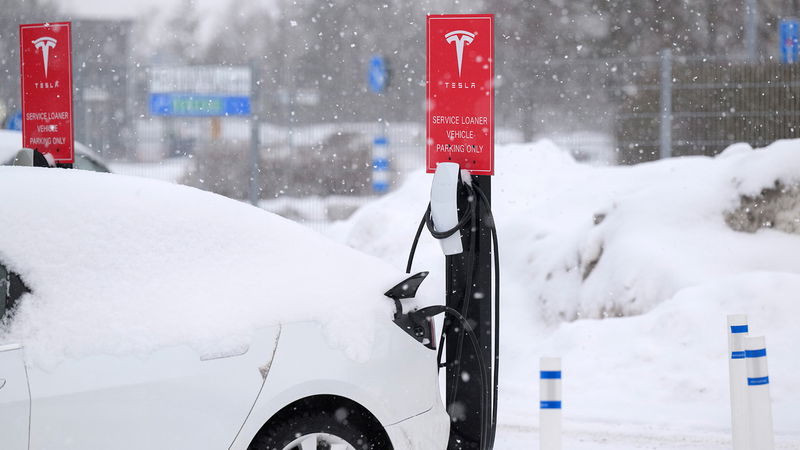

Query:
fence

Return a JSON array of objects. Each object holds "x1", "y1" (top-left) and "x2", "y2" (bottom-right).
[
  {"x1": 526, "y1": 53, "x2": 800, "y2": 165},
  {"x1": 618, "y1": 54, "x2": 800, "y2": 163},
  {"x1": 121, "y1": 117, "x2": 430, "y2": 231}
]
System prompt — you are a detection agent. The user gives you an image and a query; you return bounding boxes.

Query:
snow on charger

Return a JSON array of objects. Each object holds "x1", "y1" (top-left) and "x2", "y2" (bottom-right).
[
  {"x1": 20, "y1": 22, "x2": 74, "y2": 164},
  {"x1": 427, "y1": 14, "x2": 494, "y2": 175}
]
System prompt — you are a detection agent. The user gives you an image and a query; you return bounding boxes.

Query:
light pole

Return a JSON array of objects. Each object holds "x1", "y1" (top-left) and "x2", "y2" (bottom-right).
[{"x1": 745, "y1": 0, "x2": 759, "y2": 61}]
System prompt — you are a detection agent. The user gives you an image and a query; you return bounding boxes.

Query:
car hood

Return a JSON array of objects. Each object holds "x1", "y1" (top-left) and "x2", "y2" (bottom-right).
[{"x1": 0, "y1": 168, "x2": 402, "y2": 366}]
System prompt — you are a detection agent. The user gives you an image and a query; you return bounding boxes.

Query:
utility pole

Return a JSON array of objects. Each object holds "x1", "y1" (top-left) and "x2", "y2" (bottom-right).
[
  {"x1": 249, "y1": 59, "x2": 261, "y2": 206},
  {"x1": 745, "y1": 0, "x2": 759, "y2": 61},
  {"x1": 659, "y1": 48, "x2": 672, "y2": 160}
]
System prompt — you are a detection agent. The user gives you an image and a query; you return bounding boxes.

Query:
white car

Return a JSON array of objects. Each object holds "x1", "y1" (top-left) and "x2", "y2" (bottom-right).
[
  {"x1": 0, "y1": 129, "x2": 111, "y2": 172},
  {"x1": 0, "y1": 167, "x2": 449, "y2": 450}
]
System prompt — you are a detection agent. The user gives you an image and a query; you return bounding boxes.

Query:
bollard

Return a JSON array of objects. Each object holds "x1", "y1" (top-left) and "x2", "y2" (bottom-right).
[
  {"x1": 745, "y1": 336, "x2": 774, "y2": 450},
  {"x1": 372, "y1": 136, "x2": 390, "y2": 193},
  {"x1": 727, "y1": 314, "x2": 750, "y2": 450},
  {"x1": 540, "y1": 357, "x2": 562, "y2": 450}
]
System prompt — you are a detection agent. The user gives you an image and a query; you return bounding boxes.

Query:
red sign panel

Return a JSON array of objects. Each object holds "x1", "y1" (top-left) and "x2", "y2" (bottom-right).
[
  {"x1": 20, "y1": 22, "x2": 74, "y2": 164},
  {"x1": 427, "y1": 14, "x2": 494, "y2": 175}
]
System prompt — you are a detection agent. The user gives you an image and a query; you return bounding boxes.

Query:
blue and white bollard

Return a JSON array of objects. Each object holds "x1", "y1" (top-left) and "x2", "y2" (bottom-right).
[
  {"x1": 727, "y1": 314, "x2": 750, "y2": 450},
  {"x1": 540, "y1": 357, "x2": 562, "y2": 450},
  {"x1": 745, "y1": 335, "x2": 774, "y2": 450},
  {"x1": 372, "y1": 136, "x2": 390, "y2": 193}
]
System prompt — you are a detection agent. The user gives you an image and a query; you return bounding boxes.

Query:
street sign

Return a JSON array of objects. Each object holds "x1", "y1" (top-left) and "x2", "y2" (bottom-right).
[
  {"x1": 148, "y1": 66, "x2": 251, "y2": 117},
  {"x1": 150, "y1": 66, "x2": 251, "y2": 95},
  {"x1": 149, "y1": 94, "x2": 251, "y2": 117},
  {"x1": 426, "y1": 14, "x2": 494, "y2": 175},
  {"x1": 368, "y1": 56, "x2": 388, "y2": 94},
  {"x1": 6, "y1": 111, "x2": 23, "y2": 131},
  {"x1": 20, "y1": 22, "x2": 74, "y2": 164},
  {"x1": 780, "y1": 19, "x2": 799, "y2": 64}
]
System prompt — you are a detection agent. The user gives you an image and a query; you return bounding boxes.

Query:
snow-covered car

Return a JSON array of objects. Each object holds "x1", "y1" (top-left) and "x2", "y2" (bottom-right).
[
  {"x1": 0, "y1": 129, "x2": 111, "y2": 172},
  {"x1": 0, "y1": 167, "x2": 448, "y2": 450}
]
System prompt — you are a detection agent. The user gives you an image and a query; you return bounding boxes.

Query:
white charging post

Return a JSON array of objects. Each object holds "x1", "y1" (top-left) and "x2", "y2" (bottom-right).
[
  {"x1": 727, "y1": 314, "x2": 749, "y2": 450},
  {"x1": 430, "y1": 162, "x2": 464, "y2": 255},
  {"x1": 540, "y1": 357, "x2": 562, "y2": 450},
  {"x1": 745, "y1": 335, "x2": 774, "y2": 450}
]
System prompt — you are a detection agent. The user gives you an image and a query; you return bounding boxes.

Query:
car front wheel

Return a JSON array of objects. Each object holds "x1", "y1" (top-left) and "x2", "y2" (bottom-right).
[
  {"x1": 251, "y1": 405, "x2": 392, "y2": 450},
  {"x1": 281, "y1": 432, "x2": 356, "y2": 450}
]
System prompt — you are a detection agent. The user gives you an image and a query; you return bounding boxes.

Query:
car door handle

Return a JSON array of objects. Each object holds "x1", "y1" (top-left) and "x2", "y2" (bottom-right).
[
  {"x1": 200, "y1": 345, "x2": 249, "y2": 361},
  {"x1": 0, "y1": 378, "x2": 6, "y2": 390}
]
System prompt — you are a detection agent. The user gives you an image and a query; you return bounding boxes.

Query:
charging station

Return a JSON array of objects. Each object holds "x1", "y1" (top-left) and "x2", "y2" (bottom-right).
[{"x1": 425, "y1": 14, "x2": 497, "y2": 450}]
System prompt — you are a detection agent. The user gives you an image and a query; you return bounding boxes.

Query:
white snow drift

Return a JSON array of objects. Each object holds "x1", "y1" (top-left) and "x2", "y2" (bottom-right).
[{"x1": 331, "y1": 139, "x2": 800, "y2": 439}]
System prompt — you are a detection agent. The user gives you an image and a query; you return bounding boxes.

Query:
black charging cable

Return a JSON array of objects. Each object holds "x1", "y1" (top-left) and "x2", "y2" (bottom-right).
[
  {"x1": 405, "y1": 181, "x2": 477, "y2": 391},
  {"x1": 410, "y1": 305, "x2": 490, "y2": 450},
  {"x1": 405, "y1": 177, "x2": 500, "y2": 449},
  {"x1": 473, "y1": 183, "x2": 500, "y2": 449}
]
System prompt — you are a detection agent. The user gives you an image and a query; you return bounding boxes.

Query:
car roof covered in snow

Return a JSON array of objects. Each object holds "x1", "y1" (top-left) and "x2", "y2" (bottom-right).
[{"x1": 0, "y1": 167, "x2": 399, "y2": 365}]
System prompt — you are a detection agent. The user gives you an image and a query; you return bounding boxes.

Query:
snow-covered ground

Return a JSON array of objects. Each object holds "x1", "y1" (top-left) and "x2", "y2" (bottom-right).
[{"x1": 329, "y1": 140, "x2": 800, "y2": 448}]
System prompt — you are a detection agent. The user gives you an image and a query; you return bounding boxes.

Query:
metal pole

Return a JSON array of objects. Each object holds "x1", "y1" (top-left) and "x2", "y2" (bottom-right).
[
  {"x1": 249, "y1": 60, "x2": 261, "y2": 206},
  {"x1": 727, "y1": 315, "x2": 750, "y2": 450},
  {"x1": 659, "y1": 49, "x2": 672, "y2": 160},
  {"x1": 745, "y1": 0, "x2": 758, "y2": 61}
]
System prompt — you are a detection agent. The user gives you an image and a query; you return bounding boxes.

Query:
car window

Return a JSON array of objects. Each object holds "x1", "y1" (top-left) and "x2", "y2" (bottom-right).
[{"x1": 74, "y1": 154, "x2": 110, "y2": 173}]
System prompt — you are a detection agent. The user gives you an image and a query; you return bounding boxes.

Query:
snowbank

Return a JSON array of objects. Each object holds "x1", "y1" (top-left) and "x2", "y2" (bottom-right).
[
  {"x1": 0, "y1": 168, "x2": 403, "y2": 366},
  {"x1": 331, "y1": 139, "x2": 800, "y2": 436}
]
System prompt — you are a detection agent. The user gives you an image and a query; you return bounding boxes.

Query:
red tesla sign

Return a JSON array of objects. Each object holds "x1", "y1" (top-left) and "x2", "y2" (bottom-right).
[
  {"x1": 427, "y1": 14, "x2": 494, "y2": 175},
  {"x1": 20, "y1": 22, "x2": 74, "y2": 164}
]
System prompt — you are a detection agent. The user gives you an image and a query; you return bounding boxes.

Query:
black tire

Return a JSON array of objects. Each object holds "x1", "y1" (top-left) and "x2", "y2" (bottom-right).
[{"x1": 250, "y1": 403, "x2": 392, "y2": 450}]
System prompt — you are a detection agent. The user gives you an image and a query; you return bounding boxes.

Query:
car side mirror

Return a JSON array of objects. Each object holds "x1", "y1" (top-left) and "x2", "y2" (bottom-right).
[
  {"x1": 384, "y1": 271, "x2": 429, "y2": 318},
  {"x1": 384, "y1": 272, "x2": 436, "y2": 349}
]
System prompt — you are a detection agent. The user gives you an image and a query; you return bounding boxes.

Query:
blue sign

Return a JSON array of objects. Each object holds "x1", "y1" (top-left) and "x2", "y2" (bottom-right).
[
  {"x1": 5, "y1": 111, "x2": 22, "y2": 131},
  {"x1": 149, "y1": 94, "x2": 251, "y2": 117},
  {"x1": 372, "y1": 135, "x2": 389, "y2": 193},
  {"x1": 368, "y1": 56, "x2": 388, "y2": 94},
  {"x1": 780, "y1": 19, "x2": 800, "y2": 63}
]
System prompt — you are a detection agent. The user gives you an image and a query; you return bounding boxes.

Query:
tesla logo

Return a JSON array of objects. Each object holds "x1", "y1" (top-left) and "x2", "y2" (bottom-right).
[
  {"x1": 445, "y1": 30, "x2": 475, "y2": 77},
  {"x1": 32, "y1": 36, "x2": 57, "y2": 78}
]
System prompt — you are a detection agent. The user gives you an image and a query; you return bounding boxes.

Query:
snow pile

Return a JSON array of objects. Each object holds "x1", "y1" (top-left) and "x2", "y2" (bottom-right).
[
  {"x1": 331, "y1": 139, "x2": 800, "y2": 437},
  {"x1": 0, "y1": 168, "x2": 403, "y2": 366}
]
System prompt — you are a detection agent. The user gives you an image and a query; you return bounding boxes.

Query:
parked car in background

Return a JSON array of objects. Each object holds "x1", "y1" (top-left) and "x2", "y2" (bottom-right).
[
  {"x1": 0, "y1": 167, "x2": 448, "y2": 450},
  {"x1": 0, "y1": 129, "x2": 111, "y2": 172}
]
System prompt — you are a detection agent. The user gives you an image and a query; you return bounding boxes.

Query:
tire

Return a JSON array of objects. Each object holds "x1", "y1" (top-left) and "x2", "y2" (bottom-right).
[{"x1": 250, "y1": 403, "x2": 392, "y2": 450}]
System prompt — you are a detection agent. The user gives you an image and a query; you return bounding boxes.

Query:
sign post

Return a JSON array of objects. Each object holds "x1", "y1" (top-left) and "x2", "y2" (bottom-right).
[
  {"x1": 20, "y1": 22, "x2": 74, "y2": 166},
  {"x1": 427, "y1": 14, "x2": 495, "y2": 449}
]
